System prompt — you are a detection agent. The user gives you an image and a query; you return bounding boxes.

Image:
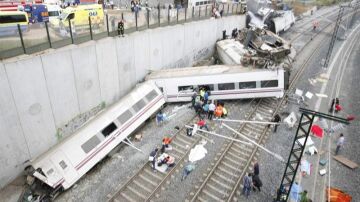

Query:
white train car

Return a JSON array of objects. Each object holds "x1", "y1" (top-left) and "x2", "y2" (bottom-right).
[
  {"x1": 26, "y1": 80, "x2": 165, "y2": 196},
  {"x1": 269, "y1": 10, "x2": 295, "y2": 34},
  {"x1": 146, "y1": 65, "x2": 289, "y2": 103},
  {"x1": 216, "y1": 39, "x2": 246, "y2": 65}
]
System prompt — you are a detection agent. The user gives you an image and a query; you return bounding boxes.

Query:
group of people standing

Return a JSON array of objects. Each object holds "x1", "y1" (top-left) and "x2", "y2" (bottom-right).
[
  {"x1": 149, "y1": 136, "x2": 175, "y2": 172},
  {"x1": 191, "y1": 88, "x2": 228, "y2": 120},
  {"x1": 242, "y1": 161, "x2": 263, "y2": 198}
]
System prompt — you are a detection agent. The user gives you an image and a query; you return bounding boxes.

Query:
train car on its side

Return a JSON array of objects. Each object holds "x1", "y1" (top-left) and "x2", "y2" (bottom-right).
[
  {"x1": 146, "y1": 65, "x2": 289, "y2": 103},
  {"x1": 25, "y1": 80, "x2": 165, "y2": 198}
]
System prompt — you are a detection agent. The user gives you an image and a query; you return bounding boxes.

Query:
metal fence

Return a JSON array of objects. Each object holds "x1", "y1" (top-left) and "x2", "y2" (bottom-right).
[{"x1": 0, "y1": 3, "x2": 246, "y2": 60}]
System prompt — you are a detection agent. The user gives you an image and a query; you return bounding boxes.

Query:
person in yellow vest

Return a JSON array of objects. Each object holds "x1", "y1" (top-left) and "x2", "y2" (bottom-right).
[{"x1": 222, "y1": 106, "x2": 228, "y2": 118}]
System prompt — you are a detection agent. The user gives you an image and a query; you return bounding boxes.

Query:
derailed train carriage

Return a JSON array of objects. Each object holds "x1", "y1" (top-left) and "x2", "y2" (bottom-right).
[
  {"x1": 24, "y1": 81, "x2": 165, "y2": 199},
  {"x1": 146, "y1": 65, "x2": 289, "y2": 103}
]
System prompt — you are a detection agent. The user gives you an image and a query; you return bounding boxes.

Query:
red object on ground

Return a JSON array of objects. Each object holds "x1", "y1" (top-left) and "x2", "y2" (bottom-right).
[
  {"x1": 335, "y1": 104, "x2": 342, "y2": 112},
  {"x1": 311, "y1": 125, "x2": 323, "y2": 138},
  {"x1": 197, "y1": 120, "x2": 206, "y2": 127},
  {"x1": 326, "y1": 187, "x2": 352, "y2": 202},
  {"x1": 347, "y1": 115, "x2": 355, "y2": 121}
]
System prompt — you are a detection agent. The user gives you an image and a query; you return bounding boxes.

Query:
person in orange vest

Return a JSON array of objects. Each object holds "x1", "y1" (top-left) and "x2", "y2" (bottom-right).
[
  {"x1": 214, "y1": 104, "x2": 223, "y2": 118},
  {"x1": 161, "y1": 136, "x2": 172, "y2": 153}
]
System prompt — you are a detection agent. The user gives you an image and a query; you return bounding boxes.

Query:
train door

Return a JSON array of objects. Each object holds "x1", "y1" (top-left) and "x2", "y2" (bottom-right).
[
  {"x1": 154, "y1": 80, "x2": 167, "y2": 100},
  {"x1": 284, "y1": 70, "x2": 290, "y2": 90},
  {"x1": 50, "y1": 151, "x2": 79, "y2": 187}
]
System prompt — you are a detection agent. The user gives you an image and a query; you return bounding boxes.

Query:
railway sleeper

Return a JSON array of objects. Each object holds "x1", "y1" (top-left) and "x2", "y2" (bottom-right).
[
  {"x1": 202, "y1": 189, "x2": 225, "y2": 202},
  {"x1": 229, "y1": 144, "x2": 253, "y2": 156},
  {"x1": 221, "y1": 160, "x2": 241, "y2": 172},
  {"x1": 132, "y1": 179, "x2": 153, "y2": 193},
  {"x1": 171, "y1": 140, "x2": 188, "y2": 150},
  {"x1": 138, "y1": 174, "x2": 158, "y2": 187},
  {"x1": 232, "y1": 143, "x2": 253, "y2": 153},
  {"x1": 227, "y1": 149, "x2": 249, "y2": 162},
  {"x1": 224, "y1": 155, "x2": 245, "y2": 167},
  {"x1": 217, "y1": 165, "x2": 239, "y2": 178},
  {"x1": 213, "y1": 171, "x2": 236, "y2": 184},
  {"x1": 175, "y1": 134, "x2": 194, "y2": 145},
  {"x1": 245, "y1": 124, "x2": 264, "y2": 133},
  {"x1": 125, "y1": 185, "x2": 147, "y2": 200},
  {"x1": 205, "y1": 182, "x2": 230, "y2": 197},
  {"x1": 117, "y1": 192, "x2": 137, "y2": 202},
  {"x1": 144, "y1": 168, "x2": 165, "y2": 181},
  {"x1": 210, "y1": 177, "x2": 233, "y2": 190}
]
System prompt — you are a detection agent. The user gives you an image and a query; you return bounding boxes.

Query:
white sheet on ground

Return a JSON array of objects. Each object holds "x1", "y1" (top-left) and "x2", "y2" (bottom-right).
[
  {"x1": 298, "y1": 136, "x2": 314, "y2": 147},
  {"x1": 300, "y1": 160, "x2": 311, "y2": 175},
  {"x1": 189, "y1": 141, "x2": 208, "y2": 162}
]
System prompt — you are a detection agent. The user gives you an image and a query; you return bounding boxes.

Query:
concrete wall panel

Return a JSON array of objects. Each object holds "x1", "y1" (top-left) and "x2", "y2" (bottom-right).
[
  {"x1": 115, "y1": 36, "x2": 136, "y2": 96},
  {"x1": 41, "y1": 50, "x2": 80, "y2": 127},
  {"x1": 0, "y1": 63, "x2": 30, "y2": 189},
  {"x1": 149, "y1": 28, "x2": 164, "y2": 70},
  {"x1": 162, "y1": 24, "x2": 185, "y2": 68},
  {"x1": 95, "y1": 38, "x2": 120, "y2": 104},
  {"x1": 5, "y1": 57, "x2": 57, "y2": 158},
  {"x1": 133, "y1": 31, "x2": 150, "y2": 82},
  {"x1": 71, "y1": 44, "x2": 102, "y2": 113}
]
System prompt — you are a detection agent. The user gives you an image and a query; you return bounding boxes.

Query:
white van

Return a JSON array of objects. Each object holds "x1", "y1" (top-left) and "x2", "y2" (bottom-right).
[{"x1": 47, "y1": 4, "x2": 62, "y2": 27}]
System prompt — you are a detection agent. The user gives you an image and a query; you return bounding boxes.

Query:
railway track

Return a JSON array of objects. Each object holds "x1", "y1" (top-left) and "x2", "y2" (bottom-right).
[
  {"x1": 107, "y1": 6, "x2": 359, "y2": 202},
  {"x1": 107, "y1": 114, "x2": 203, "y2": 202},
  {"x1": 187, "y1": 8, "x2": 352, "y2": 201},
  {"x1": 188, "y1": 97, "x2": 278, "y2": 202}
]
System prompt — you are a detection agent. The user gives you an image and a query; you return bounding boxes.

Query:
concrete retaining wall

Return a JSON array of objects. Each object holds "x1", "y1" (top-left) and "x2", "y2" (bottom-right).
[{"x1": 0, "y1": 15, "x2": 245, "y2": 188}]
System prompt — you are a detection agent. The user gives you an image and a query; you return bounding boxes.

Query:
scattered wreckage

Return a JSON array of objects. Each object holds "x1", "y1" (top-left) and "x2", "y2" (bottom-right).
[{"x1": 216, "y1": 26, "x2": 292, "y2": 69}]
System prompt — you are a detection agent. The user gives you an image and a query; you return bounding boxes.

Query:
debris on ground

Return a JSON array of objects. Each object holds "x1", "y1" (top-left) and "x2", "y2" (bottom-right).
[{"x1": 333, "y1": 155, "x2": 359, "y2": 169}]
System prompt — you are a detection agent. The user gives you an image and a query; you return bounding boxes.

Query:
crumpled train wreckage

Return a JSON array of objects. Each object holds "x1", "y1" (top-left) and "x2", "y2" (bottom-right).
[{"x1": 216, "y1": 26, "x2": 292, "y2": 70}]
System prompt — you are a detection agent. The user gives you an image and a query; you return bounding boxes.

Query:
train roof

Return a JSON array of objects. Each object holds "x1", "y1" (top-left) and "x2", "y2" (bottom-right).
[{"x1": 146, "y1": 65, "x2": 280, "y2": 80}]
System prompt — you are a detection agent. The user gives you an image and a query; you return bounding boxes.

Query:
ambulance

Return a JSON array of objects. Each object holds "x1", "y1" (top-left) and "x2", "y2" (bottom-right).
[{"x1": 59, "y1": 4, "x2": 103, "y2": 34}]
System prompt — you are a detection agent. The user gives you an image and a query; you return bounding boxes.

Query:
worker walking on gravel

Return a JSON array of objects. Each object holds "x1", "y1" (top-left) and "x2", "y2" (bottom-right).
[
  {"x1": 269, "y1": 114, "x2": 281, "y2": 132},
  {"x1": 242, "y1": 172, "x2": 253, "y2": 198},
  {"x1": 335, "y1": 133, "x2": 345, "y2": 155},
  {"x1": 149, "y1": 148, "x2": 159, "y2": 172},
  {"x1": 181, "y1": 163, "x2": 196, "y2": 181}
]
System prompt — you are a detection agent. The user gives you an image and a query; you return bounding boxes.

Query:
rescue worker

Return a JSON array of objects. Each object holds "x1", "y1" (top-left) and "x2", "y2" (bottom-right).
[
  {"x1": 269, "y1": 114, "x2": 281, "y2": 132},
  {"x1": 312, "y1": 20, "x2": 319, "y2": 31},
  {"x1": 165, "y1": 155, "x2": 176, "y2": 171},
  {"x1": 222, "y1": 106, "x2": 228, "y2": 118},
  {"x1": 181, "y1": 163, "x2": 196, "y2": 181},
  {"x1": 161, "y1": 136, "x2": 172, "y2": 153},
  {"x1": 197, "y1": 118, "x2": 209, "y2": 131},
  {"x1": 199, "y1": 88, "x2": 205, "y2": 101},
  {"x1": 149, "y1": 148, "x2": 159, "y2": 172},
  {"x1": 118, "y1": 20, "x2": 124, "y2": 37},
  {"x1": 208, "y1": 101, "x2": 216, "y2": 120},
  {"x1": 214, "y1": 104, "x2": 223, "y2": 119}
]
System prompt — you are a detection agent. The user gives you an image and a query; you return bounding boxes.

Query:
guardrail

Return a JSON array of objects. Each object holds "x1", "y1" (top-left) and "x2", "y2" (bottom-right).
[{"x1": 0, "y1": 3, "x2": 246, "y2": 60}]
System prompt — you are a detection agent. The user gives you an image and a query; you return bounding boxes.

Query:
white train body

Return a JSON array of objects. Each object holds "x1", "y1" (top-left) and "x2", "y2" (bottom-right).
[
  {"x1": 28, "y1": 81, "x2": 164, "y2": 191},
  {"x1": 271, "y1": 10, "x2": 295, "y2": 34},
  {"x1": 146, "y1": 65, "x2": 288, "y2": 103},
  {"x1": 216, "y1": 39, "x2": 246, "y2": 65}
]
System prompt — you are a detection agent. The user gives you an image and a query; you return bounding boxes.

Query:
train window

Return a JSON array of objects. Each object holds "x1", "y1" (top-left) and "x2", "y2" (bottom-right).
[
  {"x1": 199, "y1": 85, "x2": 214, "y2": 91},
  {"x1": 178, "y1": 85, "x2": 194, "y2": 93},
  {"x1": 102, "y1": 122, "x2": 118, "y2": 137},
  {"x1": 81, "y1": 135, "x2": 101, "y2": 153},
  {"x1": 59, "y1": 160, "x2": 68, "y2": 170},
  {"x1": 261, "y1": 80, "x2": 278, "y2": 88},
  {"x1": 118, "y1": 110, "x2": 133, "y2": 124},
  {"x1": 196, "y1": 2, "x2": 200, "y2": 5},
  {"x1": 218, "y1": 83, "x2": 235, "y2": 90},
  {"x1": 146, "y1": 90, "x2": 158, "y2": 101},
  {"x1": 132, "y1": 99, "x2": 146, "y2": 113},
  {"x1": 46, "y1": 168, "x2": 54, "y2": 176},
  {"x1": 239, "y1": 81, "x2": 256, "y2": 89}
]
